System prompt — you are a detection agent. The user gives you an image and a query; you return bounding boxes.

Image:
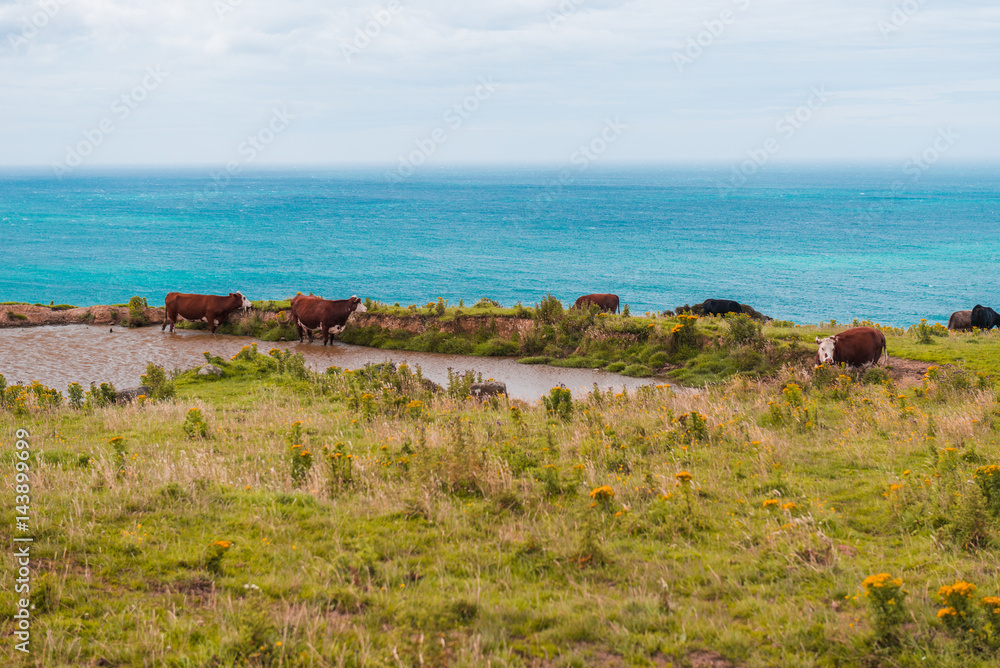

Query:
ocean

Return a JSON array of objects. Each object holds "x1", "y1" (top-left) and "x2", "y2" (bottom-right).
[{"x1": 1, "y1": 164, "x2": 997, "y2": 327}]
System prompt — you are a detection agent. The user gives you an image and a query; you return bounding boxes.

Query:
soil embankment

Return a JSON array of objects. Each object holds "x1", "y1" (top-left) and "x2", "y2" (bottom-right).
[{"x1": 0, "y1": 303, "x2": 164, "y2": 327}]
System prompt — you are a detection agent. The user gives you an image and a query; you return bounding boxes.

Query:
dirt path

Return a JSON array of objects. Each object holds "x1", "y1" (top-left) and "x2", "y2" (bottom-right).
[{"x1": 884, "y1": 355, "x2": 932, "y2": 385}]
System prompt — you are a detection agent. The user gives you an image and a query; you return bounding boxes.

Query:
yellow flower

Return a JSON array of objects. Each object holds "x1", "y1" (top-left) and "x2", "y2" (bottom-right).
[
  {"x1": 762, "y1": 499, "x2": 779, "y2": 508},
  {"x1": 937, "y1": 607, "x2": 957, "y2": 618},
  {"x1": 674, "y1": 471, "x2": 693, "y2": 483},
  {"x1": 782, "y1": 502, "x2": 797, "y2": 511},
  {"x1": 589, "y1": 485, "x2": 615, "y2": 501},
  {"x1": 213, "y1": 540, "x2": 232, "y2": 549}
]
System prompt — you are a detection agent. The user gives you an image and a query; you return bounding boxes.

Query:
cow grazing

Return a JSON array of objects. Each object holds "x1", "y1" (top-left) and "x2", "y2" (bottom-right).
[
  {"x1": 971, "y1": 305, "x2": 1000, "y2": 330},
  {"x1": 702, "y1": 299, "x2": 742, "y2": 317},
  {"x1": 573, "y1": 294, "x2": 619, "y2": 313},
  {"x1": 815, "y1": 326, "x2": 887, "y2": 368},
  {"x1": 947, "y1": 310, "x2": 973, "y2": 331},
  {"x1": 162, "y1": 292, "x2": 252, "y2": 334},
  {"x1": 289, "y1": 295, "x2": 368, "y2": 345}
]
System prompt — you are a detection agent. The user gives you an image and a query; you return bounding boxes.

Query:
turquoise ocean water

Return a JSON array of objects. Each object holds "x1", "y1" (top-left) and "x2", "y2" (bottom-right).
[{"x1": 1, "y1": 165, "x2": 997, "y2": 327}]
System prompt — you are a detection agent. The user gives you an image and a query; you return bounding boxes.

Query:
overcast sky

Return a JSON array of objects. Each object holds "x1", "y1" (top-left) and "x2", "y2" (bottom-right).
[{"x1": 1, "y1": 0, "x2": 998, "y2": 168}]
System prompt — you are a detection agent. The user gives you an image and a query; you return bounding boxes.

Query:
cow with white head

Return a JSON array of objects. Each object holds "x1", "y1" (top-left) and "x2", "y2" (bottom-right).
[{"x1": 814, "y1": 326, "x2": 887, "y2": 369}]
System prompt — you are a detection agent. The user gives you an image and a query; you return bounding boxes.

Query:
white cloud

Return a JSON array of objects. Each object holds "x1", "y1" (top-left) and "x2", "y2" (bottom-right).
[{"x1": 0, "y1": 0, "x2": 998, "y2": 165}]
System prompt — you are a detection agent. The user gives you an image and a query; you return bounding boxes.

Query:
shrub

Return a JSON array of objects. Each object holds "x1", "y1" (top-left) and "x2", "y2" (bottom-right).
[
  {"x1": 622, "y1": 364, "x2": 653, "y2": 377},
  {"x1": 974, "y1": 465, "x2": 1000, "y2": 516},
  {"x1": 605, "y1": 362, "x2": 626, "y2": 372},
  {"x1": 435, "y1": 297, "x2": 447, "y2": 317},
  {"x1": 937, "y1": 581, "x2": 978, "y2": 632},
  {"x1": 322, "y1": 442, "x2": 354, "y2": 493},
  {"x1": 140, "y1": 363, "x2": 175, "y2": 400},
  {"x1": 543, "y1": 386, "x2": 573, "y2": 421},
  {"x1": 725, "y1": 314, "x2": 764, "y2": 348},
  {"x1": 126, "y1": 296, "x2": 149, "y2": 327},
  {"x1": 109, "y1": 436, "x2": 127, "y2": 479},
  {"x1": 861, "y1": 573, "x2": 907, "y2": 644},
  {"x1": 183, "y1": 408, "x2": 209, "y2": 439},
  {"x1": 67, "y1": 382, "x2": 84, "y2": 409},
  {"x1": 473, "y1": 338, "x2": 519, "y2": 356},
  {"x1": 621, "y1": 304, "x2": 630, "y2": 317},
  {"x1": 670, "y1": 314, "x2": 699, "y2": 352},
  {"x1": 534, "y1": 294, "x2": 564, "y2": 324},
  {"x1": 475, "y1": 298, "x2": 501, "y2": 308}
]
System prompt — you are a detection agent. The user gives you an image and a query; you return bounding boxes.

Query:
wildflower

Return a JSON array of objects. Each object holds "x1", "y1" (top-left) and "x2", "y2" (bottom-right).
[
  {"x1": 213, "y1": 540, "x2": 232, "y2": 549},
  {"x1": 762, "y1": 499, "x2": 780, "y2": 508},
  {"x1": 674, "y1": 471, "x2": 693, "y2": 483},
  {"x1": 782, "y1": 501, "x2": 797, "y2": 511},
  {"x1": 589, "y1": 485, "x2": 614, "y2": 501}
]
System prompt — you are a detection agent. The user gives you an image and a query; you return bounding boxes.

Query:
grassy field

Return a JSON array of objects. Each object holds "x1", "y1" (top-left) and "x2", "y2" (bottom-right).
[{"x1": 3, "y1": 335, "x2": 1000, "y2": 667}]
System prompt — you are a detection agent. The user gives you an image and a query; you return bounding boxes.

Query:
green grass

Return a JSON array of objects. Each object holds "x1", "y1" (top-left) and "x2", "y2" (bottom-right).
[{"x1": 3, "y1": 345, "x2": 1000, "y2": 666}]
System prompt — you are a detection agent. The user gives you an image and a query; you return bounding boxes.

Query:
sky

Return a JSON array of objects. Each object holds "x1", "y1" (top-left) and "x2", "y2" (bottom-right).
[{"x1": 1, "y1": 0, "x2": 998, "y2": 169}]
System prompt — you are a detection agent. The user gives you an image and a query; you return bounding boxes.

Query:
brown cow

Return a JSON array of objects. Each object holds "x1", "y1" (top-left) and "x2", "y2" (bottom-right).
[
  {"x1": 947, "y1": 310, "x2": 972, "y2": 331},
  {"x1": 289, "y1": 295, "x2": 367, "y2": 345},
  {"x1": 815, "y1": 326, "x2": 887, "y2": 368},
  {"x1": 573, "y1": 293, "x2": 619, "y2": 313},
  {"x1": 162, "y1": 292, "x2": 252, "y2": 334}
]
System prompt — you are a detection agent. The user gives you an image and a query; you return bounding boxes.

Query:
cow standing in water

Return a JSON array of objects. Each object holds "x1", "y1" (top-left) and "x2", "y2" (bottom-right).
[
  {"x1": 162, "y1": 292, "x2": 252, "y2": 334},
  {"x1": 289, "y1": 295, "x2": 368, "y2": 345},
  {"x1": 815, "y1": 326, "x2": 887, "y2": 368},
  {"x1": 573, "y1": 294, "x2": 619, "y2": 313}
]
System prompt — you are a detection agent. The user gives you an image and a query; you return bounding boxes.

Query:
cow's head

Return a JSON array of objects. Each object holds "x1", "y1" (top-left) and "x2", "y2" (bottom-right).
[
  {"x1": 232, "y1": 292, "x2": 252, "y2": 310},
  {"x1": 815, "y1": 335, "x2": 837, "y2": 367},
  {"x1": 351, "y1": 295, "x2": 368, "y2": 314}
]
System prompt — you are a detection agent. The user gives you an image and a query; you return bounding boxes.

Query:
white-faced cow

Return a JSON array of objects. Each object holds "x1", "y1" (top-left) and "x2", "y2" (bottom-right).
[
  {"x1": 815, "y1": 326, "x2": 887, "y2": 369},
  {"x1": 573, "y1": 294, "x2": 619, "y2": 313},
  {"x1": 162, "y1": 292, "x2": 252, "y2": 334},
  {"x1": 289, "y1": 295, "x2": 367, "y2": 345}
]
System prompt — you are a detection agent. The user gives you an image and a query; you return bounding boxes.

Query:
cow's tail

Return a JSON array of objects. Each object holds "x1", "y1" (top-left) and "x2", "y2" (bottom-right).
[{"x1": 880, "y1": 335, "x2": 888, "y2": 366}]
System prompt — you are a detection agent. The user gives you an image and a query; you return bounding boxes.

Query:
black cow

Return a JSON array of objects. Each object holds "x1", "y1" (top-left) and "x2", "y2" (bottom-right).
[
  {"x1": 971, "y1": 304, "x2": 1000, "y2": 330},
  {"x1": 702, "y1": 299, "x2": 742, "y2": 317}
]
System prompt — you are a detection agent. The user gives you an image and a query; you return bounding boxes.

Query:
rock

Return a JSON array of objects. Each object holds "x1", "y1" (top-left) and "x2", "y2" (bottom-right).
[
  {"x1": 471, "y1": 382, "x2": 507, "y2": 400},
  {"x1": 198, "y1": 364, "x2": 223, "y2": 377},
  {"x1": 115, "y1": 386, "x2": 150, "y2": 404}
]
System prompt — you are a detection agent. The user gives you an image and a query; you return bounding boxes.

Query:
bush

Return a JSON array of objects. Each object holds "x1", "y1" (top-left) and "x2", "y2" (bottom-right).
[
  {"x1": 534, "y1": 294, "x2": 564, "y2": 324},
  {"x1": 622, "y1": 364, "x2": 653, "y2": 377},
  {"x1": 473, "y1": 338, "x2": 519, "y2": 357},
  {"x1": 140, "y1": 363, "x2": 175, "y2": 400},
  {"x1": 605, "y1": 362, "x2": 626, "y2": 372},
  {"x1": 183, "y1": 408, "x2": 209, "y2": 439},
  {"x1": 475, "y1": 298, "x2": 502, "y2": 309},
  {"x1": 542, "y1": 386, "x2": 573, "y2": 421},
  {"x1": 861, "y1": 573, "x2": 907, "y2": 644},
  {"x1": 126, "y1": 296, "x2": 149, "y2": 327},
  {"x1": 725, "y1": 314, "x2": 764, "y2": 348}
]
